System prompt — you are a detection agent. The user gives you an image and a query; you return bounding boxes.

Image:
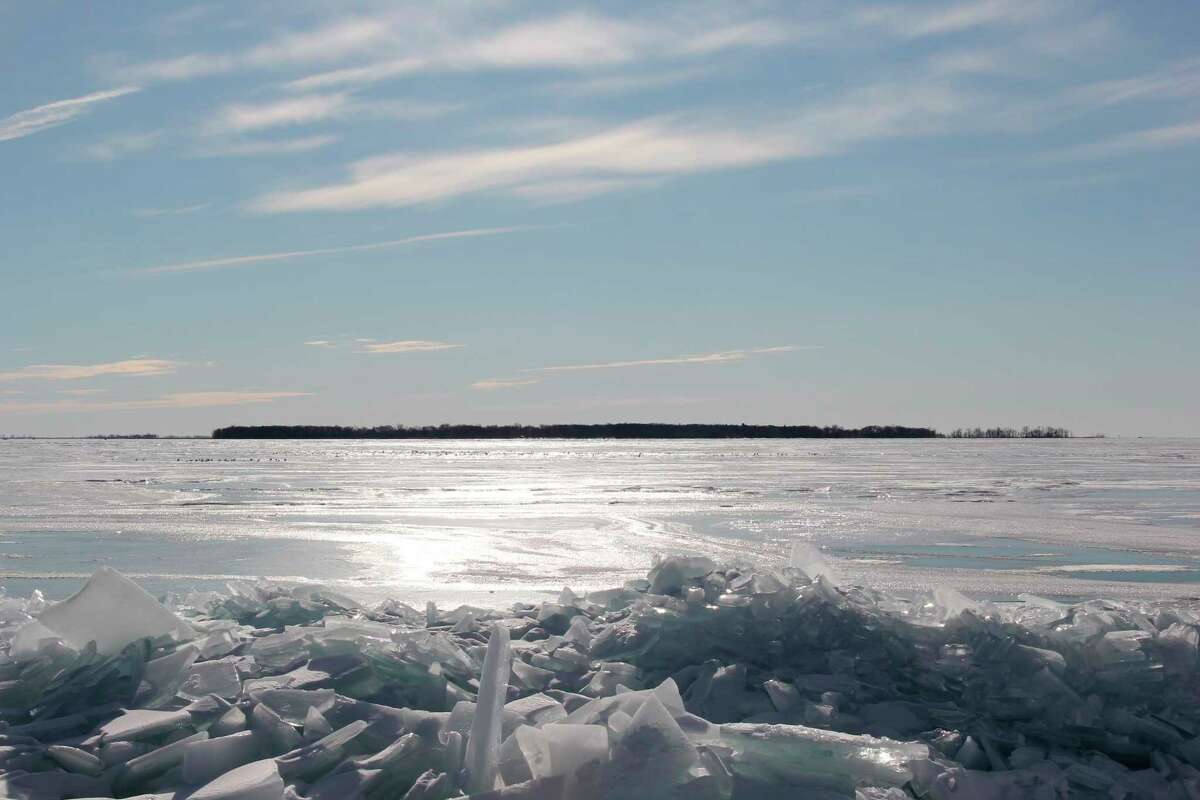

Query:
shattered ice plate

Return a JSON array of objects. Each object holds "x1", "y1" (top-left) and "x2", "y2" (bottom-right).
[{"x1": 0, "y1": 553, "x2": 1199, "y2": 798}]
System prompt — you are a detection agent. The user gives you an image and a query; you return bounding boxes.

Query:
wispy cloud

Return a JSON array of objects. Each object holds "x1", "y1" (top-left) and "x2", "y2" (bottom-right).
[
  {"x1": 250, "y1": 80, "x2": 967, "y2": 213},
  {"x1": 142, "y1": 8, "x2": 796, "y2": 91},
  {"x1": 202, "y1": 93, "x2": 454, "y2": 137},
  {"x1": 0, "y1": 358, "x2": 176, "y2": 382},
  {"x1": 194, "y1": 134, "x2": 338, "y2": 158},
  {"x1": 132, "y1": 203, "x2": 212, "y2": 218},
  {"x1": 130, "y1": 226, "x2": 546, "y2": 275},
  {"x1": 208, "y1": 93, "x2": 351, "y2": 133},
  {"x1": 527, "y1": 345, "x2": 812, "y2": 373},
  {"x1": 855, "y1": 0, "x2": 1053, "y2": 38},
  {"x1": 111, "y1": 18, "x2": 393, "y2": 83},
  {"x1": 471, "y1": 378, "x2": 542, "y2": 391},
  {"x1": 1058, "y1": 120, "x2": 1200, "y2": 160},
  {"x1": 0, "y1": 391, "x2": 309, "y2": 415},
  {"x1": 545, "y1": 66, "x2": 716, "y2": 97},
  {"x1": 76, "y1": 130, "x2": 163, "y2": 161},
  {"x1": 358, "y1": 341, "x2": 462, "y2": 354},
  {"x1": 1068, "y1": 58, "x2": 1200, "y2": 108},
  {"x1": 0, "y1": 86, "x2": 140, "y2": 142},
  {"x1": 305, "y1": 337, "x2": 463, "y2": 354},
  {"x1": 58, "y1": 388, "x2": 109, "y2": 396}
]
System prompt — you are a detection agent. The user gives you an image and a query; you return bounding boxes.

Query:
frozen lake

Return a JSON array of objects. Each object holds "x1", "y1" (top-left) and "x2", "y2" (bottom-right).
[{"x1": 1, "y1": 437, "x2": 1197, "y2": 604}]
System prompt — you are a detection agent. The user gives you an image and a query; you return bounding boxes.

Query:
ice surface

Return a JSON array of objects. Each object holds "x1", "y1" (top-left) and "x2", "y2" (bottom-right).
[{"x1": 6, "y1": 560, "x2": 1200, "y2": 797}]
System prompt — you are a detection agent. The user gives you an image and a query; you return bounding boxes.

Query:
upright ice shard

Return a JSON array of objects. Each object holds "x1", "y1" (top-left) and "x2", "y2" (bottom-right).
[{"x1": 463, "y1": 622, "x2": 512, "y2": 793}]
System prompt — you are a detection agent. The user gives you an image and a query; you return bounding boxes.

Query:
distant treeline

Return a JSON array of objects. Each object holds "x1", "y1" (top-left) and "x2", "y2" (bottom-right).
[
  {"x1": 212, "y1": 423, "x2": 942, "y2": 439},
  {"x1": 87, "y1": 434, "x2": 160, "y2": 439},
  {"x1": 947, "y1": 426, "x2": 1072, "y2": 439}
]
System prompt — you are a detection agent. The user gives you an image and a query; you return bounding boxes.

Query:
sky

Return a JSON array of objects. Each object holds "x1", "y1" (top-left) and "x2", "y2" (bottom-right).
[{"x1": 1, "y1": 1, "x2": 1197, "y2": 437}]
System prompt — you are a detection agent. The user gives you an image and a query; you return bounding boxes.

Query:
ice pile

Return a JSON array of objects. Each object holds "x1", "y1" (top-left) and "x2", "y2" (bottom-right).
[{"x1": 2, "y1": 554, "x2": 1200, "y2": 799}]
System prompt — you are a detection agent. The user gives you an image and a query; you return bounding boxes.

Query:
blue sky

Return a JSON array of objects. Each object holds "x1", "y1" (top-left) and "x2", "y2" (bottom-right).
[{"x1": 1, "y1": 0, "x2": 1197, "y2": 436}]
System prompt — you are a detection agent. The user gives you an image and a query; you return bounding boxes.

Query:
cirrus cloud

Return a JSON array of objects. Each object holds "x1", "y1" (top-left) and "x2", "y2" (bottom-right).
[
  {"x1": 0, "y1": 86, "x2": 140, "y2": 143},
  {"x1": 0, "y1": 358, "x2": 177, "y2": 382},
  {"x1": 358, "y1": 340, "x2": 462, "y2": 354}
]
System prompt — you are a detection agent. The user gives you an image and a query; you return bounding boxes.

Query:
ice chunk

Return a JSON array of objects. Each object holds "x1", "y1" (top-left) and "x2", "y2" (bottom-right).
[
  {"x1": 184, "y1": 730, "x2": 263, "y2": 785},
  {"x1": 303, "y1": 705, "x2": 334, "y2": 741},
  {"x1": 505, "y1": 693, "x2": 567, "y2": 728},
  {"x1": 257, "y1": 688, "x2": 335, "y2": 725},
  {"x1": 511, "y1": 657, "x2": 555, "y2": 692},
  {"x1": 719, "y1": 723, "x2": 928, "y2": 791},
  {"x1": 607, "y1": 710, "x2": 632, "y2": 740},
  {"x1": 789, "y1": 541, "x2": 836, "y2": 583},
  {"x1": 652, "y1": 677, "x2": 686, "y2": 717},
  {"x1": 614, "y1": 693, "x2": 698, "y2": 781},
  {"x1": 250, "y1": 702, "x2": 303, "y2": 755},
  {"x1": 544, "y1": 722, "x2": 608, "y2": 778},
  {"x1": 498, "y1": 724, "x2": 553, "y2": 785},
  {"x1": 211, "y1": 705, "x2": 249, "y2": 737},
  {"x1": 463, "y1": 622, "x2": 512, "y2": 793},
  {"x1": 275, "y1": 719, "x2": 369, "y2": 782},
  {"x1": 180, "y1": 657, "x2": 243, "y2": 702},
  {"x1": 99, "y1": 708, "x2": 193, "y2": 742},
  {"x1": 117, "y1": 730, "x2": 208, "y2": 789},
  {"x1": 101, "y1": 740, "x2": 153, "y2": 768},
  {"x1": 189, "y1": 757, "x2": 285, "y2": 800},
  {"x1": 0, "y1": 771, "x2": 108, "y2": 800},
  {"x1": 648, "y1": 555, "x2": 716, "y2": 595},
  {"x1": 922, "y1": 762, "x2": 1067, "y2": 799},
  {"x1": 138, "y1": 643, "x2": 199, "y2": 707},
  {"x1": 25, "y1": 566, "x2": 193, "y2": 655},
  {"x1": 46, "y1": 744, "x2": 103, "y2": 776}
]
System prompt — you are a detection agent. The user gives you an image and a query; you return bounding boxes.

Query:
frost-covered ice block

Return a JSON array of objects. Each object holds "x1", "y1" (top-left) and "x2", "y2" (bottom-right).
[
  {"x1": 189, "y1": 757, "x2": 285, "y2": 800},
  {"x1": 498, "y1": 724, "x2": 553, "y2": 785},
  {"x1": 718, "y1": 723, "x2": 927, "y2": 791},
  {"x1": 180, "y1": 658, "x2": 243, "y2": 701},
  {"x1": 303, "y1": 705, "x2": 334, "y2": 741},
  {"x1": 257, "y1": 687, "x2": 335, "y2": 724},
  {"x1": 99, "y1": 708, "x2": 193, "y2": 742},
  {"x1": 211, "y1": 705, "x2": 249, "y2": 737},
  {"x1": 183, "y1": 730, "x2": 263, "y2": 785},
  {"x1": 611, "y1": 694, "x2": 697, "y2": 792},
  {"x1": 512, "y1": 658, "x2": 555, "y2": 692},
  {"x1": 543, "y1": 723, "x2": 608, "y2": 778},
  {"x1": 251, "y1": 702, "x2": 304, "y2": 755},
  {"x1": 24, "y1": 566, "x2": 193, "y2": 655},
  {"x1": 581, "y1": 661, "x2": 641, "y2": 697},
  {"x1": 139, "y1": 643, "x2": 199, "y2": 708},
  {"x1": 505, "y1": 693, "x2": 567, "y2": 728},
  {"x1": 464, "y1": 623, "x2": 512, "y2": 794}
]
